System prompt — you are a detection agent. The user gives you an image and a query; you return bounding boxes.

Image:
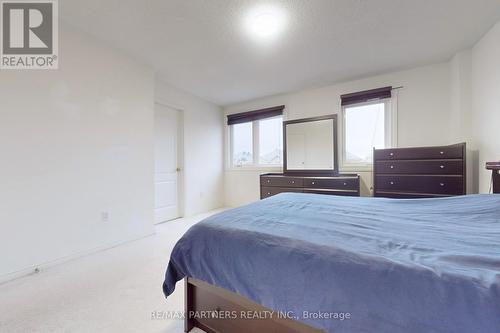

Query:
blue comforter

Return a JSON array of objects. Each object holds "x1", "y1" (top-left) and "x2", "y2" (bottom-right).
[{"x1": 163, "y1": 193, "x2": 500, "y2": 333}]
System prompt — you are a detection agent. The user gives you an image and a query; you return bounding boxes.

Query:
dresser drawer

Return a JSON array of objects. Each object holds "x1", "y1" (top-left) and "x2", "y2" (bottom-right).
[
  {"x1": 375, "y1": 175, "x2": 464, "y2": 195},
  {"x1": 375, "y1": 160, "x2": 463, "y2": 175},
  {"x1": 303, "y1": 189, "x2": 359, "y2": 197},
  {"x1": 303, "y1": 178, "x2": 359, "y2": 190},
  {"x1": 374, "y1": 192, "x2": 444, "y2": 199},
  {"x1": 260, "y1": 176, "x2": 303, "y2": 187},
  {"x1": 261, "y1": 186, "x2": 303, "y2": 199},
  {"x1": 374, "y1": 145, "x2": 463, "y2": 160}
]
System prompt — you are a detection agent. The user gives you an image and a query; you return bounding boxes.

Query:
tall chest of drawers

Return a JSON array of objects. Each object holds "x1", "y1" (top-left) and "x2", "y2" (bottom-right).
[{"x1": 373, "y1": 143, "x2": 466, "y2": 198}]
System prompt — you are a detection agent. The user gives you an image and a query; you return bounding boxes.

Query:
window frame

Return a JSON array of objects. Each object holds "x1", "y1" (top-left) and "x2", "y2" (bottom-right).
[
  {"x1": 228, "y1": 115, "x2": 284, "y2": 170},
  {"x1": 340, "y1": 97, "x2": 397, "y2": 171}
]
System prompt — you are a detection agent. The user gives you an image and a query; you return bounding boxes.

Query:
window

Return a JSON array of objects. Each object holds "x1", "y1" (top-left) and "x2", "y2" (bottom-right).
[
  {"x1": 230, "y1": 115, "x2": 283, "y2": 168},
  {"x1": 342, "y1": 99, "x2": 393, "y2": 168},
  {"x1": 231, "y1": 122, "x2": 253, "y2": 166},
  {"x1": 258, "y1": 117, "x2": 283, "y2": 165}
]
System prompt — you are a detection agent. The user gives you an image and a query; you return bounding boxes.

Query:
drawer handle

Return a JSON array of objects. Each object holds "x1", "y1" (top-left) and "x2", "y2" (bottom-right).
[
  {"x1": 291, "y1": 180, "x2": 295, "y2": 184},
  {"x1": 343, "y1": 182, "x2": 347, "y2": 186},
  {"x1": 267, "y1": 180, "x2": 270, "y2": 183},
  {"x1": 440, "y1": 165, "x2": 445, "y2": 169},
  {"x1": 440, "y1": 151, "x2": 444, "y2": 155},
  {"x1": 390, "y1": 165, "x2": 394, "y2": 169},
  {"x1": 390, "y1": 181, "x2": 395, "y2": 185},
  {"x1": 389, "y1": 152, "x2": 394, "y2": 157},
  {"x1": 311, "y1": 181, "x2": 315, "y2": 185},
  {"x1": 440, "y1": 183, "x2": 445, "y2": 187},
  {"x1": 267, "y1": 192, "x2": 271, "y2": 195}
]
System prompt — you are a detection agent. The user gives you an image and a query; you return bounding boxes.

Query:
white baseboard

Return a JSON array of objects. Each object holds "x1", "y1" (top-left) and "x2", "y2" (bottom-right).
[{"x1": 0, "y1": 232, "x2": 155, "y2": 285}]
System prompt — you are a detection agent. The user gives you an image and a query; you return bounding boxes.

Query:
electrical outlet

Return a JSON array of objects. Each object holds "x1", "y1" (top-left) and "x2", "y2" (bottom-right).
[{"x1": 101, "y1": 211, "x2": 109, "y2": 222}]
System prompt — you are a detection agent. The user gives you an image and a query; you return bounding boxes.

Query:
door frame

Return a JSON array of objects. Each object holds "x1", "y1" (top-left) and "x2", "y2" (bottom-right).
[{"x1": 154, "y1": 101, "x2": 185, "y2": 220}]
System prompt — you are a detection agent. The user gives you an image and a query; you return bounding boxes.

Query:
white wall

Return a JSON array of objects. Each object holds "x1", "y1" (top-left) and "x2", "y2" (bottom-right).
[
  {"x1": 449, "y1": 50, "x2": 477, "y2": 194},
  {"x1": 224, "y1": 63, "x2": 459, "y2": 207},
  {"x1": 0, "y1": 24, "x2": 155, "y2": 280},
  {"x1": 450, "y1": 51, "x2": 473, "y2": 143},
  {"x1": 155, "y1": 81, "x2": 224, "y2": 216},
  {"x1": 471, "y1": 21, "x2": 500, "y2": 193}
]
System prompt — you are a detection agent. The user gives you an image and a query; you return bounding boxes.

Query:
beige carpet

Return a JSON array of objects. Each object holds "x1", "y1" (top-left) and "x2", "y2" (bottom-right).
[{"x1": 0, "y1": 210, "x2": 225, "y2": 333}]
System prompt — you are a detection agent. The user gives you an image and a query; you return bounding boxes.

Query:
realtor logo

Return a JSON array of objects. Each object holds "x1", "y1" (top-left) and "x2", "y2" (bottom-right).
[{"x1": 1, "y1": 0, "x2": 58, "y2": 69}]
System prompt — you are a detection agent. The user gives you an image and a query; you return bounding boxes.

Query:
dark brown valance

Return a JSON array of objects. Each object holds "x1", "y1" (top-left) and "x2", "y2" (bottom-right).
[
  {"x1": 227, "y1": 105, "x2": 285, "y2": 125},
  {"x1": 341, "y1": 86, "x2": 392, "y2": 106}
]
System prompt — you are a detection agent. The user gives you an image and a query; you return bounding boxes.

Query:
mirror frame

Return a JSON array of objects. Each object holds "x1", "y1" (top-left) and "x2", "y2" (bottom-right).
[{"x1": 283, "y1": 114, "x2": 339, "y2": 175}]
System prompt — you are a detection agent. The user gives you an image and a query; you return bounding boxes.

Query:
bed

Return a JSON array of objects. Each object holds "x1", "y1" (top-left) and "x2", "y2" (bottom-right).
[{"x1": 163, "y1": 193, "x2": 500, "y2": 333}]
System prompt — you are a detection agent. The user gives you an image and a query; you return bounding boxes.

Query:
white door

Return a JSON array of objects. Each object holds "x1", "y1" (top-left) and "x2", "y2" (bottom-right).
[{"x1": 154, "y1": 104, "x2": 180, "y2": 224}]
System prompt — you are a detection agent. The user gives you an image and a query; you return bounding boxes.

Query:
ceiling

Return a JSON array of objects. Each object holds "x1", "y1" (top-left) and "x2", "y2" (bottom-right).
[{"x1": 60, "y1": 0, "x2": 500, "y2": 106}]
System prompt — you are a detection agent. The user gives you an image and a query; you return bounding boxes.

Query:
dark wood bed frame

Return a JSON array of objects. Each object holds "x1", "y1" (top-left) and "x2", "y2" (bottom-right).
[
  {"x1": 183, "y1": 115, "x2": 343, "y2": 332},
  {"x1": 184, "y1": 277, "x2": 325, "y2": 333}
]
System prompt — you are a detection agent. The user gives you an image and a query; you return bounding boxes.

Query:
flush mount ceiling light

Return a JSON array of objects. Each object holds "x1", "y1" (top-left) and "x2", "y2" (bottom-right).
[{"x1": 244, "y1": 5, "x2": 287, "y2": 41}]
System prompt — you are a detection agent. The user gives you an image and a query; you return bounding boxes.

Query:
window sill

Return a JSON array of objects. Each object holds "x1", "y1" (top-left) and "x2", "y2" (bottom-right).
[
  {"x1": 340, "y1": 165, "x2": 373, "y2": 173},
  {"x1": 226, "y1": 166, "x2": 283, "y2": 172},
  {"x1": 226, "y1": 165, "x2": 371, "y2": 173}
]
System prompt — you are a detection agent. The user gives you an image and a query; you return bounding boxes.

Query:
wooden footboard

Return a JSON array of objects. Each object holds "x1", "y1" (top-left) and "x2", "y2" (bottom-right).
[{"x1": 184, "y1": 277, "x2": 325, "y2": 333}]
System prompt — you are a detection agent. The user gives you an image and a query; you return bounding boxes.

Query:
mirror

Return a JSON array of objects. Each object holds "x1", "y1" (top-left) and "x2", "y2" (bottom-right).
[{"x1": 284, "y1": 115, "x2": 338, "y2": 174}]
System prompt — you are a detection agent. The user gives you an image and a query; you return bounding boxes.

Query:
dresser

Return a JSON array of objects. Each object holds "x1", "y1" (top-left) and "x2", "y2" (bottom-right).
[
  {"x1": 260, "y1": 173, "x2": 360, "y2": 199},
  {"x1": 373, "y1": 143, "x2": 466, "y2": 198}
]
